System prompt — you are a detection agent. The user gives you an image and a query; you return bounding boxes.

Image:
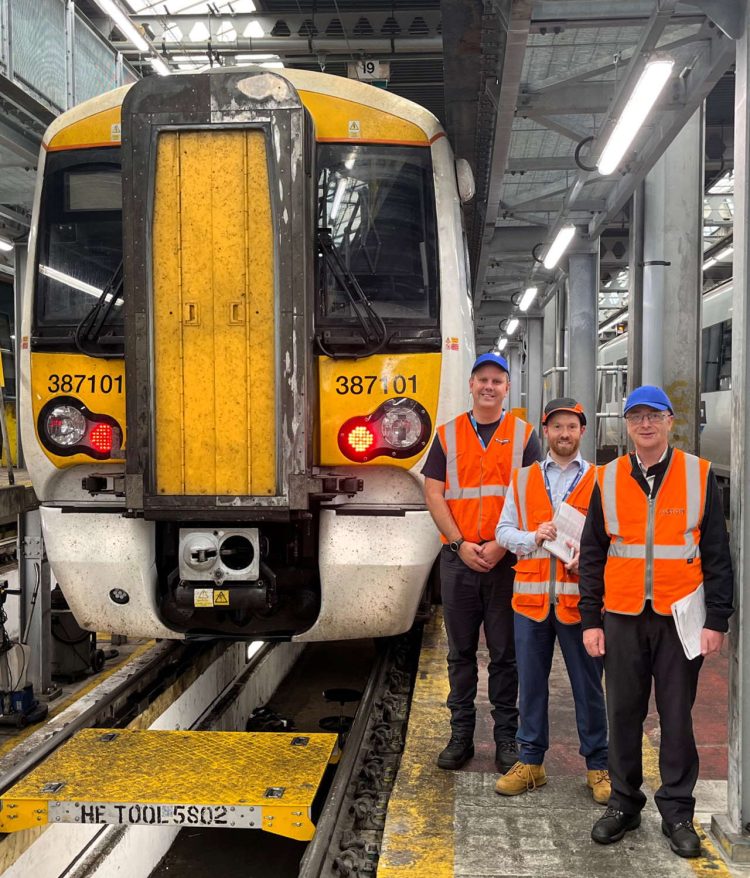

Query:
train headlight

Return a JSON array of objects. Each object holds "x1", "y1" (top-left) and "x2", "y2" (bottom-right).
[
  {"x1": 381, "y1": 408, "x2": 422, "y2": 449},
  {"x1": 38, "y1": 397, "x2": 123, "y2": 460},
  {"x1": 338, "y1": 398, "x2": 431, "y2": 462},
  {"x1": 45, "y1": 405, "x2": 86, "y2": 446}
]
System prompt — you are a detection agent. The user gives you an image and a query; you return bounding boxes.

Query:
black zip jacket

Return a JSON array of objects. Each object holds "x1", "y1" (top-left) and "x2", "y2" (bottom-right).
[{"x1": 578, "y1": 447, "x2": 734, "y2": 632}]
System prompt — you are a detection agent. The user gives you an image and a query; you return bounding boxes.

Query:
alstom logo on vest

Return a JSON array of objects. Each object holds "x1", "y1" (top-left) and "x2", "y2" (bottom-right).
[{"x1": 660, "y1": 508, "x2": 686, "y2": 515}]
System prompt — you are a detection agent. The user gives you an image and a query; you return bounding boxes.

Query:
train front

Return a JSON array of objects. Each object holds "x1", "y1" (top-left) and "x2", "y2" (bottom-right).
[{"x1": 21, "y1": 68, "x2": 471, "y2": 641}]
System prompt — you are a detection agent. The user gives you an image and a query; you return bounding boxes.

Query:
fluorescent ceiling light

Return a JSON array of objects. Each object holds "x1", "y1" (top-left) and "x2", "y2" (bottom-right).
[
  {"x1": 247, "y1": 641, "x2": 263, "y2": 660},
  {"x1": 703, "y1": 257, "x2": 717, "y2": 270},
  {"x1": 150, "y1": 56, "x2": 170, "y2": 76},
  {"x1": 543, "y1": 225, "x2": 576, "y2": 270},
  {"x1": 497, "y1": 338, "x2": 508, "y2": 351},
  {"x1": 518, "y1": 286, "x2": 537, "y2": 312},
  {"x1": 236, "y1": 54, "x2": 278, "y2": 62},
  {"x1": 0, "y1": 237, "x2": 12, "y2": 253},
  {"x1": 716, "y1": 245, "x2": 734, "y2": 260},
  {"x1": 597, "y1": 56, "x2": 674, "y2": 176},
  {"x1": 331, "y1": 178, "x2": 348, "y2": 219},
  {"x1": 506, "y1": 317, "x2": 519, "y2": 336},
  {"x1": 95, "y1": 0, "x2": 149, "y2": 52}
]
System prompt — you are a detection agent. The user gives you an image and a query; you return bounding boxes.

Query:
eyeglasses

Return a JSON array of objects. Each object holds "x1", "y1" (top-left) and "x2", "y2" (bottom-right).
[{"x1": 624, "y1": 411, "x2": 669, "y2": 424}]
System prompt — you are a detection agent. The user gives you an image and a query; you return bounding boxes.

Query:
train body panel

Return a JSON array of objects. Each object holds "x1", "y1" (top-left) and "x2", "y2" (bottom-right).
[
  {"x1": 21, "y1": 68, "x2": 472, "y2": 641},
  {"x1": 597, "y1": 280, "x2": 732, "y2": 474}
]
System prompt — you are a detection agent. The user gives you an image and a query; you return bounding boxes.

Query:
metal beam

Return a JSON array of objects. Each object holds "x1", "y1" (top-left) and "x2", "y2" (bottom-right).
[
  {"x1": 0, "y1": 204, "x2": 30, "y2": 228},
  {"x1": 473, "y1": 0, "x2": 534, "y2": 304},
  {"x1": 0, "y1": 117, "x2": 39, "y2": 166}
]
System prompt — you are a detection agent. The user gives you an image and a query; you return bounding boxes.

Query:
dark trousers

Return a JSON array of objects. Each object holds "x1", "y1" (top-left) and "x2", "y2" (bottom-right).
[
  {"x1": 515, "y1": 611, "x2": 607, "y2": 768},
  {"x1": 440, "y1": 547, "x2": 518, "y2": 742},
  {"x1": 604, "y1": 607, "x2": 703, "y2": 822}
]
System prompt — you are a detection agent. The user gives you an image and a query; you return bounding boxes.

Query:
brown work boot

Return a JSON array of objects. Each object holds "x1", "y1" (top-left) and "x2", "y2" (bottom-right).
[
  {"x1": 494, "y1": 761, "x2": 547, "y2": 796},
  {"x1": 587, "y1": 769, "x2": 611, "y2": 805}
]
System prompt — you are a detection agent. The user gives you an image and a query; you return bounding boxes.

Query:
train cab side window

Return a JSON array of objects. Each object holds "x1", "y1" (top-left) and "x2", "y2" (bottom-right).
[
  {"x1": 34, "y1": 149, "x2": 123, "y2": 348},
  {"x1": 702, "y1": 319, "x2": 732, "y2": 393},
  {"x1": 316, "y1": 144, "x2": 439, "y2": 331}
]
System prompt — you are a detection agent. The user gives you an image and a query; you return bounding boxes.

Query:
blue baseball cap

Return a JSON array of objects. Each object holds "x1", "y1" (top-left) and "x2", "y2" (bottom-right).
[
  {"x1": 471, "y1": 352, "x2": 510, "y2": 375},
  {"x1": 623, "y1": 385, "x2": 674, "y2": 414}
]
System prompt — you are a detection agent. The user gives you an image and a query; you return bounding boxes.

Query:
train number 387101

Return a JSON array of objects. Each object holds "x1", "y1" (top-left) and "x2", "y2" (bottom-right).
[
  {"x1": 336, "y1": 374, "x2": 417, "y2": 395},
  {"x1": 48, "y1": 374, "x2": 123, "y2": 394}
]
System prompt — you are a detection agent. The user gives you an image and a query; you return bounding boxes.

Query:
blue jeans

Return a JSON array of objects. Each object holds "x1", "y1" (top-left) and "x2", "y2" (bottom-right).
[{"x1": 514, "y1": 611, "x2": 608, "y2": 768}]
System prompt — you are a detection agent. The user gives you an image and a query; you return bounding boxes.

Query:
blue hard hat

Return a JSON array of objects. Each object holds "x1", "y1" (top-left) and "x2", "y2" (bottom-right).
[
  {"x1": 471, "y1": 352, "x2": 510, "y2": 375},
  {"x1": 623, "y1": 385, "x2": 674, "y2": 414}
]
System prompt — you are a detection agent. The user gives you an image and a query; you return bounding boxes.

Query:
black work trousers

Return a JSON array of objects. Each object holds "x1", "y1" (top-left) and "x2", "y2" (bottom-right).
[
  {"x1": 440, "y1": 546, "x2": 518, "y2": 743},
  {"x1": 604, "y1": 606, "x2": 703, "y2": 822}
]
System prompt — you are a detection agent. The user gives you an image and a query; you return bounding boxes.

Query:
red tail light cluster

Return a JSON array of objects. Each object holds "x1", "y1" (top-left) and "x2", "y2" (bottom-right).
[
  {"x1": 38, "y1": 397, "x2": 122, "y2": 459},
  {"x1": 338, "y1": 398, "x2": 431, "y2": 462}
]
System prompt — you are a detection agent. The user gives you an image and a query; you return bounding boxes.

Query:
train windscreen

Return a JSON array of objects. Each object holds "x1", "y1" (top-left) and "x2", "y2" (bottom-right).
[
  {"x1": 34, "y1": 148, "x2": 123, "y2": 348},
  {"x1": 317, "y1": 144, "x2": 439, "y2": 335}
]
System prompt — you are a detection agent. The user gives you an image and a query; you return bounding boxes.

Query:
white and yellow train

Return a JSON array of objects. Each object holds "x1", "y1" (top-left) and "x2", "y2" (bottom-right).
[{"x1": 20, "y1": 67, "x2": 475, "y2": 641}]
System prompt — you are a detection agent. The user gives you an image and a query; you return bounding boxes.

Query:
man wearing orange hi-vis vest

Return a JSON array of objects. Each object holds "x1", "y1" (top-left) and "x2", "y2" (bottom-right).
[
  {"x1": 494, "y1": 398, "x2": 609, "y2": 803},
  {"x1": 423, "y1": 352, "x2": 541, "y2": 772},
  {"x1": 579, "y1": 385, "x2": 734, "y2": 860}
]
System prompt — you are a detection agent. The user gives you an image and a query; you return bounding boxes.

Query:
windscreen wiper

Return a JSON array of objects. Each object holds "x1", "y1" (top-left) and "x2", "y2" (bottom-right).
[
  {"x1": 316, "y1": 229, "x2": 389, "y2": 360},
  {"x1": 74, "y1": 261, "x2": 124, "y2": 358}
]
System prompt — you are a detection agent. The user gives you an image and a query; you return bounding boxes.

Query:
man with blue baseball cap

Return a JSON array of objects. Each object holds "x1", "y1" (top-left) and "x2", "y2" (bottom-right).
[
  {"x1": 422, "y1": 351, "x2": 542, "y2": 771},
  {"x1": 578, "y1": 384, "x2": 734, "y2": 859}
]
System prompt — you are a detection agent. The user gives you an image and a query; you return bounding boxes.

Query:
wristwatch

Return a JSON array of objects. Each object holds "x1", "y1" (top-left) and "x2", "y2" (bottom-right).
[{"x1": 449, "y1": 537, "x2": 464, "y2": 553}]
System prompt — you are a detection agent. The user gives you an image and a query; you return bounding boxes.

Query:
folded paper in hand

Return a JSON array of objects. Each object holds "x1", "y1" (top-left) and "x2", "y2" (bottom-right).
[
  {"x1": 542, "y1": 501, "x2": 586, "y2": 564},
  {"x1": 671, "y1": 584, "x2": 705, "y2": 660}
]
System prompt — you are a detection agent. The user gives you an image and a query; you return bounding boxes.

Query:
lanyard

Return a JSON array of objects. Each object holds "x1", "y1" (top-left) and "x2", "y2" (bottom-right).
[
  {"x1": 543, "y1": 461, "x2": 584, "y2": 507},
  {"x1": 468, "y1": 411, "x2": 504, "y2": 450}
]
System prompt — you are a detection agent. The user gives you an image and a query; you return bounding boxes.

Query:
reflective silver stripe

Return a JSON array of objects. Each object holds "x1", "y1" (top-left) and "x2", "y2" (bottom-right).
[
  {"x1": 608, "y1": 543, "x2": 701, "y2": 560},
  {"x1": 512, "y1": 418, "x2": 526, "y2": 470},
  {"x1": 443, "y1": 419, "x2": 460, "y2": 499},
  {"x1": 514, "y1": 581, "x2": 547, "y2": 595},
  {"x1": 515, "y1": 465, "x2": 533, "y2": 531},
  {"x1": 601, "y1": 462, "x2": 620, "y2": 535},
  {"x1": 445, "y1": 484, "x2": 508, "y2": 500},
  {"x1": 683, "y1": 452, "x2": 703, "y2": 532},
  {"x1": 557, "y1": 581, "x2": 580, "y2": 596}
]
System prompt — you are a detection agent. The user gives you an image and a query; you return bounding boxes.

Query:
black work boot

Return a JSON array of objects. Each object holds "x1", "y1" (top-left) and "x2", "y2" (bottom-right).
[
  {"x1": 436, "y1": 734, "x2": 474, "y2": 770},
  {"x1": 661, "y1": 820, "x2": 701, "y2": 858},
  {"x1": 495, "y1": 740, "x2": 518, "y2": 772},
  {"x1": 591, "y1": 807, "x2": 641, "y2": 844}
]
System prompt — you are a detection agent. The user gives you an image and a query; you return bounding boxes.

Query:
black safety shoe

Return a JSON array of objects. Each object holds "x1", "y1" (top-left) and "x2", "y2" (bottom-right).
[
  {"x1": 591, "y1": 807, "x2": 641, "y2": 844},
  {"x1": 436, "y1": 735, "x2": 474, "y2": 770},
  {"x1": 661, "y1": 819, "x2": 701, "y2": 858},
  {"x1": 495, "y1": 740, "x2": 518, "y2": 772}
]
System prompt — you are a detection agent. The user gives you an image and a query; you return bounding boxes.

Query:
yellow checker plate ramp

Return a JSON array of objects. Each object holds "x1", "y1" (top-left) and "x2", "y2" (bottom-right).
[{"x1": 0, "y1": 729, "x2": 338, "y2": 841}]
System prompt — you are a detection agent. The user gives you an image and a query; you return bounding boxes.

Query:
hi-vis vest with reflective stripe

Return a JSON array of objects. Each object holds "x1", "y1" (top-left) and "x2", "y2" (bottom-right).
[
  {"x1": 511, "y1": 462, "x2": 595, "y2": 624},
  {"x1": 437, "y1": 412, "x2": 532, "y2": 543},
  {"x1": 598, "y1": 448, "x2": 709, "y2": 616}
]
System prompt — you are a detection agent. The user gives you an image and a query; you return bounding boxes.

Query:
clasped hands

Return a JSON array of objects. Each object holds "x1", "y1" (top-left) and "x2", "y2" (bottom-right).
[{"x1": 458, "y1": 540, "x2": 506, "y2": 572}]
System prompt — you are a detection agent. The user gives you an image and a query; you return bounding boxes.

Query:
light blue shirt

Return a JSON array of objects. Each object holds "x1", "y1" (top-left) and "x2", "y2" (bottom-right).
[{"x1": 496, "y1": 452, "x2": 589, "y2": 557}]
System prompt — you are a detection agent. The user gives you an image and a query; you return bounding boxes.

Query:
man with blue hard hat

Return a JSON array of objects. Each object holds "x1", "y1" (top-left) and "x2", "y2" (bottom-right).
[
  {"x1": 422, "y1": 351, "x2": 542, "y2": 771},
  {"x1": 579, "y1": 384, "x2": 734, "y2": 859}
]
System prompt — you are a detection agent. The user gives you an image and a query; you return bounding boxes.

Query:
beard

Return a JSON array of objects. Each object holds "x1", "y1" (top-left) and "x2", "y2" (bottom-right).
[{"x1": 548, "y1": 436, "x2": 579, "y2": 457}]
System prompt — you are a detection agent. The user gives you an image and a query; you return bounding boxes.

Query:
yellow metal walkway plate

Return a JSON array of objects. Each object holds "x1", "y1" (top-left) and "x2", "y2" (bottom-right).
[{"x1": 0, "y1": 729, "x2": 338, "y2": 841}]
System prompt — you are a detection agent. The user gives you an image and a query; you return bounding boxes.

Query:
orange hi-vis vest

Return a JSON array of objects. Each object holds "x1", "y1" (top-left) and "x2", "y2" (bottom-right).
[
  {"x1": 511, "y1": 462, "x2": 596, "y2": 624},
  {"x1": 437, "y1": 411, "x2": 532, "y2": 543},
  {"x1": 598, "y1": 448, "x2": 709, "y2": 616}
]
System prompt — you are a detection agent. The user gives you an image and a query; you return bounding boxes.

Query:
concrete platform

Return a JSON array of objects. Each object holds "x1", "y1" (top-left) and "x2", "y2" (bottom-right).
[{"x1": 379, "y1": 609, "x2": 739, "y2": 877}]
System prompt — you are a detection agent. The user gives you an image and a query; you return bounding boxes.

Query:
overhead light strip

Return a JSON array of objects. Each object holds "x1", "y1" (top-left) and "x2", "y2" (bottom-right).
[
  {"x1": 94, "y1": 0, "x2": 171, "y2": 74},
  {"x1": 597, "y1": 56, "x2": 674, "y2": 176},
  {"x1": 543, "y1": 226, "x2": 576, "y2": 270}
]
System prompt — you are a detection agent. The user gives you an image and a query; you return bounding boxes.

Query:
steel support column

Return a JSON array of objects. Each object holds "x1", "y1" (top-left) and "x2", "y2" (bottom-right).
[
  {"x1": 526, "y1": 317, "x2": 543, "y2": 434},
  {"x1": 712, "y1": 5, "x2": 750, "y2": 862},
  {"x1": 568, "y1": 252, "x2": 598, "y2": 462},
  {"x1": 627, "y1": 183, "x2": 645, "y2": 396},
  {"x1": 641, "y1": 108, "x2": 703, "y2": 452},
  {"x1": 508, "y1": 345, "x2": 523, "y2": 411}
]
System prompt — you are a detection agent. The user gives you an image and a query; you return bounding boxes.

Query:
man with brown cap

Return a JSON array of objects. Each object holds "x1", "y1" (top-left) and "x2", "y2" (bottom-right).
[{"x1": 494, "y1": 398, "x2": 609, "y2": 802}]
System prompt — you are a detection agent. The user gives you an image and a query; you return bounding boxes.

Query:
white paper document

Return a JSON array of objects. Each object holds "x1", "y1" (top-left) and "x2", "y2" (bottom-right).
[
  {"x1": 542, "y1": 501, "x2": 587, "y2": 564},
  {"x1": 671, "y1": 584, "x2": 706, "y2": 660}
]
